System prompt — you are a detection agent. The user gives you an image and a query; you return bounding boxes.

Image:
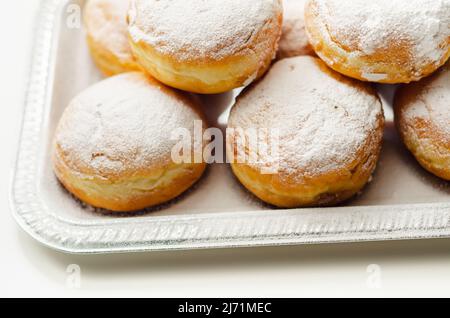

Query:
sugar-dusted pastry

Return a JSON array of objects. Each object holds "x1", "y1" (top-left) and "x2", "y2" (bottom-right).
[
  {"x1": 84, "y1": 0, "x2": 140, "y2": 76},
  {"x1": 53, "y1": 72, "x2": 207, "y2": 212},
  {"x1": 395, "y1": 62, "x2": 450, "y2": 180},
  {"x1": 304, "y1": 0, "x2": 450, "y2": 83},
  {"x1": 127, "y1": 0, "x2": 283, "y2": 94},
  {"x1": 277, "y1": 0, "x2": 314, "y2": 59},
  {"x1": 227, "y1": 56, "x2": 384, "y2": 208}
]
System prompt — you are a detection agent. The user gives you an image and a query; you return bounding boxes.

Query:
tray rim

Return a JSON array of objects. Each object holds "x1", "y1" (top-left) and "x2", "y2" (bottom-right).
[{"x1": 9, "y1": 0, "x2": 450, "y2": 254}]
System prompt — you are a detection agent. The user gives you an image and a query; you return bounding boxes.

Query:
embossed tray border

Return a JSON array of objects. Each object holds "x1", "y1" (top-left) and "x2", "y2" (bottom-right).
[{"x1": 10, "y1": 0, "x2": 450, "y2": 254}]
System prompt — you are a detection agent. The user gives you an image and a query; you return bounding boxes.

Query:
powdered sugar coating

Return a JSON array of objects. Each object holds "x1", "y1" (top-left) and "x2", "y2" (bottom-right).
[
  {"x1": 402, "y1": 63, "x2": 450, "y2": 138},
  {"x1": 84, "y1": 0, "x2": 134, "y2": 63},
  {"x1": 54, "y1": 73, "x2": 203, "y2": 178},
  {"x1": 311, "y1": 0, "x2": 450, "y2": 73},
  {"x1": 277, "y1": 0, "x2": 314, "y2": 59},
  {"x1": 128, "y1": 0, "x2": 283, "y2": 61},
  {"x1": 228, "y1": 56, "x2": 383, "y2": 180}
]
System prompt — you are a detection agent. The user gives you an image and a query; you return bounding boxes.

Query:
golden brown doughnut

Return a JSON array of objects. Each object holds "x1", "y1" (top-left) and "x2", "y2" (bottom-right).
[
  {"x1": 304, "y1": 0, "x2": 450, "y2": 84},
  {"x1": 227, "y1": 56, "x2": 385, "y2": 208},
  {"x1": 395, "y1": 62, "x2": 450, "y2": 180},
  {"x1": 52, "y1": 72, "x2": 207, "y2": 212},
  {"x1": 277, "y1": 0, "x2": 315, "y2": 60},
  {"x1": 84, "y1": 0, "x2": 140, "y2": 76},
  {"x1": 127, "y1": 0, "x2": 283, "y2": 94}
]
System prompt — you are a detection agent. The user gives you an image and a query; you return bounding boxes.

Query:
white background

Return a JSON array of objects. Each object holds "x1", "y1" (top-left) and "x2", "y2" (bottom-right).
[{"x1": 1, "y1": 0, "x2": 449, "y2": 298}]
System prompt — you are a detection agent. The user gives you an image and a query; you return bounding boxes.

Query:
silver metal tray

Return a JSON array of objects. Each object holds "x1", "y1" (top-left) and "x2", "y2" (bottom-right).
[{"x1": 10, "y1": 0, "x2": 450, "y2": 254}]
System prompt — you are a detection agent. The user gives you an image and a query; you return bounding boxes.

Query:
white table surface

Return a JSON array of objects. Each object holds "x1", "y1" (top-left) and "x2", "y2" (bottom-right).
[{"x1": 1, "y1": 0, "x2": 450, "y2": 298}]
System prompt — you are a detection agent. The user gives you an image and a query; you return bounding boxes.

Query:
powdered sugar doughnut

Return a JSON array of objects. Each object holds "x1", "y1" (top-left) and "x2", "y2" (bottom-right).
[
  {"x1": 84, "y1": 0, "x2": 140, "y2": 76},
  {"x1": 227, "y1": 56, "x2": 384, "y2": 208},
  {"x1": 277, "y1": 0, "x2": 314, "y2": 60},
  {"x1": 305, "y1": 0, "x2": 450, "y2": 83},
  {"x1": 127, "y1": 0, "x2": 283, "y2": 94},
  {"x1": 395, "y1": 62, "x2": 450, "y2": 180},
  {"x1": 53, "y1": 72, "x2": 207, "y2": 212}
]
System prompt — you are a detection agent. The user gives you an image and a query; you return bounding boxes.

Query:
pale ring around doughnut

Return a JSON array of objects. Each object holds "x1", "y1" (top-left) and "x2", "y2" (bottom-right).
[
  {"x1": 84, "y1": 0, "x2": 141, "y2": 76},
  {"x1": 127, "y1": 0, "x2": 283, "y2": 94},
  {"x1": 304, "y1": 0, "x2": 450, "y2": 84},
  {"x1": 395, "y1": 62, "x2": 450, "y2": 181},
  {"x1": 227, "y1": 56, "x2": 385, "y2": 208},
  {"x1": 53, "y1": 72, "x2": 207, "y2": 212}
]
